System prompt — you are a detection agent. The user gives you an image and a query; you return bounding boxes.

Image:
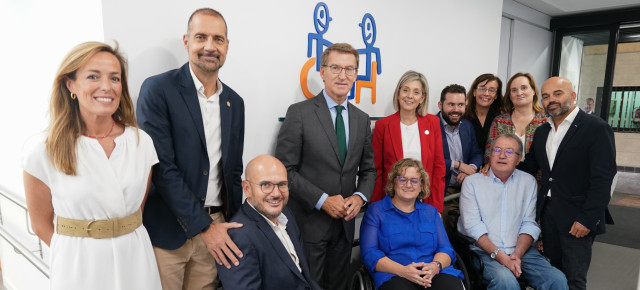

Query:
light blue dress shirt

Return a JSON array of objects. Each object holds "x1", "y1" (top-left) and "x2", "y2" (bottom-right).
[
  {"x1": 314, "y1": 90, "x2": 366, "y2": 210},
  {"x1": 458, "y1": 169, "x2": 540, "y2": 255}
]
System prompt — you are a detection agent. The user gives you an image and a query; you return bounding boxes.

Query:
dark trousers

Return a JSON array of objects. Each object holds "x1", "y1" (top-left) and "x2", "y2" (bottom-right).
[
  {"x1": 542, "y1": 199, "x2": 595, "y2": 290},
  {"x1": 305, "y1": 219, "x2": 351, "y2": 290},
  {"x1": 442, "y1": 186, "x2": 461, "y2": 238},
  {"x1": 379, "y1": 274, "x2": 464, "y2": 290}
]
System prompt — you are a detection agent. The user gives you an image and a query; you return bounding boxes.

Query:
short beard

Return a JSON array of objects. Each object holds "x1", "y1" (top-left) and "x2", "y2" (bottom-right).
[
  {"x1": 254, "y1": 197, "x2": 287, "y2": 220},
  {"x1": 442, "y1": 112, "x2": 462, "y2": 126},
  {"x1": 545, "y1": 100, "x2": 572, "y2": 117},
  {"x1": 194, "y1": 52, "x2": 223, "y2": 73},
  {"x1": 194, "y1": 60, "x2": 222, "y2": 73}
]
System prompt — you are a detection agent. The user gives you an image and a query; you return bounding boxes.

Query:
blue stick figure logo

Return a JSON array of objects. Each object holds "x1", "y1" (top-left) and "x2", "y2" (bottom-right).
[
  {"x1": 308, "y1": 2, "x2": 333, "y2": 71},
  {"x1": 350, "y1": 13, "x2": 381, "y2": 103},
  {"x1": 300, "y1": 3, "x2": 382, "y2": 103}
]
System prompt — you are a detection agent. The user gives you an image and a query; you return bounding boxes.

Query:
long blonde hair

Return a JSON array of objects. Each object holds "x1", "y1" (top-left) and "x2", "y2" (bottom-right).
[{"x1": 46, "y1": 41, "x2": 137, "y2": 175}]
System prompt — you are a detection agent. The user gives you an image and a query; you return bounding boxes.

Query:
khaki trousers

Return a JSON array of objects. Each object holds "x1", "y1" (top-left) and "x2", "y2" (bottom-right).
[{"x1": 153, "y1": 211, "x2": 225, "y2": 290}]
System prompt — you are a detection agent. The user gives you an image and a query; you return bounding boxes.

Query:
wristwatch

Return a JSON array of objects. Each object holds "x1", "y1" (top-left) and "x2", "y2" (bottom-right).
[
  {"x1": 490, "y1": 248, "x2": 500, "y2": 260},
  {"x1": 433, "y1": 261, "x2": 442, "y2": 272}
]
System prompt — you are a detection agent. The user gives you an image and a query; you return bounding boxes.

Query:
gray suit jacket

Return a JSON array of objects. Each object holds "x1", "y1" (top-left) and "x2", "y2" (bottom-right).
[{"x1": 275, "y1": 92, "x2": 376, "y2": 243}]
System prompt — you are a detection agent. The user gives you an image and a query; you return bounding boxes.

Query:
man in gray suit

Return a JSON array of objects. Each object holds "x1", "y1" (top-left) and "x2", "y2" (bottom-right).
[{"x1": 275, "y1": 43, "x2": 376, "y2": 290}]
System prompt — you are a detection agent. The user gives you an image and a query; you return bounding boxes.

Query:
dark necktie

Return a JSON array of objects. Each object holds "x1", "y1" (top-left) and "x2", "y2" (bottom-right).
[{"x1": 335, "y1": 105, "x2": 347, "y2": 164}]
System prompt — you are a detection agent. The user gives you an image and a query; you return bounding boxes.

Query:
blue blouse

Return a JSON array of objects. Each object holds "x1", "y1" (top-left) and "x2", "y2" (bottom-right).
[{"x1": 360, "y1": 196, "x2": 463, "y2": 289}]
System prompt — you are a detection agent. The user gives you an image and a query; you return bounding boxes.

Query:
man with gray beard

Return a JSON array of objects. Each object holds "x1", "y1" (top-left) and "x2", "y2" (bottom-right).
[
  {"x1": 137, "y1": 8, "x2": 246, "y2": 289},
  {"x1": 518, "y1": 77, "x2": 616, "y2": 290},
  {"x1": 217, "y1": 155, "x2": 320, "y2": 290}
]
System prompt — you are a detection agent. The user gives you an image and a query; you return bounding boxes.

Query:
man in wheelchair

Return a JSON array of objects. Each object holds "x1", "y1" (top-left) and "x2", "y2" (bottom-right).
[{"x1": 458, "y1": 134, "x2": 568, "y2": 290}]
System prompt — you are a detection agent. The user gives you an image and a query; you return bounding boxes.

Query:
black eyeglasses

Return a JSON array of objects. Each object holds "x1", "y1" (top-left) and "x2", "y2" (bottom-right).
[
  {"x1": 491, "y1": 147, "x2": 521, "y2": 158},
  {"x1": 245, "y1": 180, "x2": 289, "y2": 194},
  {"x1": 477, "y1": 87, "x2": 497, "y2": 95},
  {"x1": 323, "y1": 65, "x2": 357, "y2": 76},
  {"x1": 397, "y1": 176, "x2": 421, "y2": 186}
]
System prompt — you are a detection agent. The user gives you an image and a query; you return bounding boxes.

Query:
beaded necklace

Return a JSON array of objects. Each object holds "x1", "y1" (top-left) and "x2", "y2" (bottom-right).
[{"x1": 83, "y1": 118, "x2": 115, "y2": 139}]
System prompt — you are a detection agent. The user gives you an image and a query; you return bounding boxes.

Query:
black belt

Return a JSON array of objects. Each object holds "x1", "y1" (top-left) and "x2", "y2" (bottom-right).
[{"x1": 205, "y1": 206, "x2": 223, "y2": 215}]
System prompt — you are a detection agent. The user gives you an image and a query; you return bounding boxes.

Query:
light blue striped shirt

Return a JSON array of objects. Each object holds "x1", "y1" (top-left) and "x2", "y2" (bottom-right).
[{"x1": 458, "y1": 169, "x2": 540, "y2": 255}]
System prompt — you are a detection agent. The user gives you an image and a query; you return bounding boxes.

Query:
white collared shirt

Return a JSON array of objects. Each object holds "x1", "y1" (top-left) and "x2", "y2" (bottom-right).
[
  {"x1": 189, "y1": 65, "x2": 223, "y2": 206},
  {"x1": 248, "y1": 203, "x2": 301, "y2": 272},
  {"x1": 545, "y1": 106, "x2": 579, "y2": 196}
]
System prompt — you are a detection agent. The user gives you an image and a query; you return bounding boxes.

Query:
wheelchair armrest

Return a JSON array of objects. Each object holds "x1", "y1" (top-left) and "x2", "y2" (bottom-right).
[
  {"x1": 453, "y1": 231, "x2": 476, "y2": 245},
  {"x1": 468, "y1": 247, "x2": 485, "y2": 274}
]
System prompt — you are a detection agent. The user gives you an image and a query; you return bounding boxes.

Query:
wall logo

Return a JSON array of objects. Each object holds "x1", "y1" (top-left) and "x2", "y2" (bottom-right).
[{"x1": 299, "y1": 2, "x2": 382, "y2": 103}]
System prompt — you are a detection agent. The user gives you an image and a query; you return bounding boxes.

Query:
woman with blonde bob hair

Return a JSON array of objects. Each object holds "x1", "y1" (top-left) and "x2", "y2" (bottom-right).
[
  {"x1": 360, "y1": 158, "x2": 464, "y2": 290},
  {"x1": 22, "y1": 41, "x2": 161, "y2": 289},
  {"x1": 372, "y1": 71, "x2": 446, "y2": 213}
]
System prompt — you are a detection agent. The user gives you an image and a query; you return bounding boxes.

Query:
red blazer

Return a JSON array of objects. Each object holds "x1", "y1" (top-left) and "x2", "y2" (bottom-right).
[{"x1": 372, "y1": 112, "x2": 446, "y2": 212}]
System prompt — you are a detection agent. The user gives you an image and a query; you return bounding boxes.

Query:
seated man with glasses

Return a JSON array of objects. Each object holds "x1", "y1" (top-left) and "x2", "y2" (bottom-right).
[
  {"x1": 458, "y1": 134, "x2": 567, "y2": 290},
  {"x1": 216, "y1": 155, "x2": 320, "y2": 290}
]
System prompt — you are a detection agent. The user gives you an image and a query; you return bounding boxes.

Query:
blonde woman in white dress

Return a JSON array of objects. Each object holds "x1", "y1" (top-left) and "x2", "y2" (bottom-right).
[{"x1": 22, "y1": 41, "x2": 161, "y2": 289}]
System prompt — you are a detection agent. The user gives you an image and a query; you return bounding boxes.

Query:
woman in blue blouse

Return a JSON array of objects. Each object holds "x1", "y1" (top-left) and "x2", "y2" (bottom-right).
[{"x1": 360, "y1": 158, "x2": 464, "y2": 289}]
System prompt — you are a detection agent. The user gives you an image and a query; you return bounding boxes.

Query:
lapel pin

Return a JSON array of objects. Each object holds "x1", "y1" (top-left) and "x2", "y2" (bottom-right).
[
  {"x1": 424, "y1": 130, "x2": 430, "y2": 135},
  {"x1": 227, "y1": 101, "x2": 231, "y2": 107}
]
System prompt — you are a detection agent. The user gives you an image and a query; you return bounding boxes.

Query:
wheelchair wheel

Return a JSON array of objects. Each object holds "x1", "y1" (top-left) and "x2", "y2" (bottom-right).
[
  {"x1": 349, "y1": 265, "x2": 375, "y2": 290},
  {"x1": 455, "y1": 252, "x2": 472, "y2": 290}
]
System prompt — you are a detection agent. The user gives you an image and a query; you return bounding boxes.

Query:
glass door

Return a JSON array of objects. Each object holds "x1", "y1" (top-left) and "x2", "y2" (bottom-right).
[{"x1": 557, "y1": 30, "x2": 611, "y2": 118}]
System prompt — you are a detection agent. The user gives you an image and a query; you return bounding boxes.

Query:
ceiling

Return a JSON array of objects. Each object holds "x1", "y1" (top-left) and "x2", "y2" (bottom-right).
[{"x1": 515, "y1": 0, "x2": 640, "y2": 16}]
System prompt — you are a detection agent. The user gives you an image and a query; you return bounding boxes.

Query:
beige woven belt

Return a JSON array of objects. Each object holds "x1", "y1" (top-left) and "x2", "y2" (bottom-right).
[{"x1": 56, "y1": 209, "x2": 142, "y2": 239}]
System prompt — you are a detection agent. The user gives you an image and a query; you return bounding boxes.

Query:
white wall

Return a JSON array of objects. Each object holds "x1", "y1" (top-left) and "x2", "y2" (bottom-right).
[
  {"x1": 499, "y1": 0, "x2": 552, "y2": 90},
  {"x1": 0, "y1": 1, "x2": 104, "y2": 288},
  {"x1": 1, "y1": 0, "x2": 506, "y2": 287},
  {"x1": 102, "y1": 0, "x2": 503, "y2": 164}
]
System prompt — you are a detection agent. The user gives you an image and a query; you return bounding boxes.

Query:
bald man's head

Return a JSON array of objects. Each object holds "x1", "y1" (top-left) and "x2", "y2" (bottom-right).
[
  {"x1": 541, "y1": 76, "x2": 577, "y2": 119},
  {"x1": 242, "y1": 155, "x2": 289, "y2": 223}
]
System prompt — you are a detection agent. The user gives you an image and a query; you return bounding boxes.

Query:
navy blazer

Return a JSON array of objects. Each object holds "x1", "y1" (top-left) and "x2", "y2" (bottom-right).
[
  {"x1": 518, "y1": 110, "x2": 616, "y2": 235},
  {"x1": 137, "y1": 63, "x2": 245, "y2": 249},
  {"x1": 217, "y1": 202, "x2": 320, "y2": 290},
  {"x1": 436, "y1": 112, "x2": 483, "y2": 189}
]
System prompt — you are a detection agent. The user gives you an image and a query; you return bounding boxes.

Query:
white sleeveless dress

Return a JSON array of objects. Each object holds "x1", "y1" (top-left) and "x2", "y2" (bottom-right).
[{"x1": 22, "y1": 127, "x2": 161, "y2": 290}]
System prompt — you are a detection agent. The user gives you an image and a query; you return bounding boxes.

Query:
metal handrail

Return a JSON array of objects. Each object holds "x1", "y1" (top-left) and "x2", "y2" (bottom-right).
[
  {"x1": 444, "y1": 192, "x2": 461, "y2": 202},
  {"x1": 0, "y1": 185, "x2": 50, "y2": 278},
  {"x1": 0, "y1": 226, "x2": 49, "y2": 278}
]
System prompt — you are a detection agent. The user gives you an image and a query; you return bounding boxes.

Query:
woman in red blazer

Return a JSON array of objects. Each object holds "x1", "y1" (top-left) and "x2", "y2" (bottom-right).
[{"x1": 372, "y1": 71, "x2": 446, "y2": 212}]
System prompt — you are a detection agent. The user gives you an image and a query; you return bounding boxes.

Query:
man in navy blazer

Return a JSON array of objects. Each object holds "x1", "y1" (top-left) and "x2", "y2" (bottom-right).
[
  {"x1": 217, "y1": 155, "x2": 320, "y2": 290},
  {"x1": 437, "y1": 84, "x2": 483, "y2": 235},
  {"x1": 137, "y1": 8, "x2": 245, "y2": 289},
  {"x1": 437, "y1": 85, "x2": 483, "y2": 190},
  {"x1": 518, "y1": 77, "x2": 616, "y2": 290}
]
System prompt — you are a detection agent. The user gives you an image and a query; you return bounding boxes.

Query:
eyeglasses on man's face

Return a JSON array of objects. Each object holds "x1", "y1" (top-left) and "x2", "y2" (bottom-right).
[
  {"x1": 246, "y1": 180, "x2": 289, "y2": 194},
  {"x1": 323, "y1": 65, "x2": 357, "y2": 76},
  {"x1": 491, "y1": 147, "x2": 520, "y2": 158},
  {"x1": 397, "y1": 176, "x2": 421, "y2": 186},
  {"x1": 476, "y1": 86, "x2": 497, "y2": 95}
]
